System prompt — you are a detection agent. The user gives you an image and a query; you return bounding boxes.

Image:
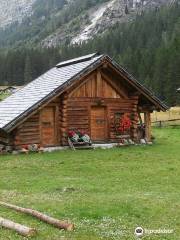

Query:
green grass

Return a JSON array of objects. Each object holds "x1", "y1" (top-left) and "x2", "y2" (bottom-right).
[
  {"x1": 0, "y1": 93, "x2": 10, "y2": 101},
  {"x1": 0, "y1": 127, "x2": 180, "y2": 239}
]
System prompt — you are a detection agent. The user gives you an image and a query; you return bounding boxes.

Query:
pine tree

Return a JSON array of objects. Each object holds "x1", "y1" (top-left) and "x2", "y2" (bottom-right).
[{"x1": 24, "y1": 55, "x2": 33, "y2": 84}]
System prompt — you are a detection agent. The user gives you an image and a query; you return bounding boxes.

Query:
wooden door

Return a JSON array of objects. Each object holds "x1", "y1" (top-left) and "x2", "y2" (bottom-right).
[
  {"x1": 91, "y1": 107, "x2": 107, "y2": 141},
  {"x1": 41, "y1": 107, "x2": 56, "y2": 146}
]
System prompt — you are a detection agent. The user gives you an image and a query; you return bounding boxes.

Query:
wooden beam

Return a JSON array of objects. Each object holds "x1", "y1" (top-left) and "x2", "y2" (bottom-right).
[
  {"x1": 96, "y1": 70, "x2": 102, "y2": 97},
  {"x1": 68, "y1": 72, "x2": 96, "y2": 97},
  {"x1": 144, "y1": 111, "x2": 151, "y2": 142},
  {"x1": 55, "y1": 105, "x2": 60, "y2": 145},
  {"x1": 61, "y1": 93, "x2": 68, "y2": 145}
]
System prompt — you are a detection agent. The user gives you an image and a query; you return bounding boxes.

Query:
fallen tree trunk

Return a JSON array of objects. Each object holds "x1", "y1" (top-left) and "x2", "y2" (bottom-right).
[
  {"x1": 0, "y1": 201, "x2": 74, "y2": 231},
  {"x1": 0, "y1": 216, "x2": 36, "y2": 237}
]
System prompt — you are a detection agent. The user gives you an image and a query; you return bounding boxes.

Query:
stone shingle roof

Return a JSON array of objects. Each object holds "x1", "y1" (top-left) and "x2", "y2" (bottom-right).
[{"x1": 0, "y1": 53, "x2": 102, "y2": 132}]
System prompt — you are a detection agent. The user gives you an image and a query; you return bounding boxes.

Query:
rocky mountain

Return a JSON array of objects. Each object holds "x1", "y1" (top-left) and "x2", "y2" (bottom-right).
[
  {"x1": 0, "y1": 0, "x2": 35, "y2": 28},
  {"x1": 0, "y1": 0, "x2": 174, "y2": 48},
  {"x1": 44, "y1": 0, "x2": 173, "y2": 47}
]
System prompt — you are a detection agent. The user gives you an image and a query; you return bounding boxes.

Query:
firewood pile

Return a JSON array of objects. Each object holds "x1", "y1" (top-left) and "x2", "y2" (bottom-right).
[
  {"x1": 0, "y1": 144, "x2": 13, "y2": 154},
  {"x1": 0, "y1": 144, "x2": 44, "y2": 155}
]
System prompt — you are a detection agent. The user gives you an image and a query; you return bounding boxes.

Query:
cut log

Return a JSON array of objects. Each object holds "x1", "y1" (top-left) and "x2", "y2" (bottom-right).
[
  {"x1": 0, "y1": 202, "x2": 74, "y2": 231},
  {"x1": 0, "y1": 216, "x2": 36, "y2": 237}
]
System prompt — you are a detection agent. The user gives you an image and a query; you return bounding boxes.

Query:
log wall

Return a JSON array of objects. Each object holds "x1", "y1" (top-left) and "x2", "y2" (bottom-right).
[
  {"x1": 13, "y1": 113, "x2": 40, "y2": 147},
  {"x1": 65, "y1": 97, "x2": 139, "y2": 144},
  {"x1": 13, "y1": 98, "x2": 61, "y2": 148}
]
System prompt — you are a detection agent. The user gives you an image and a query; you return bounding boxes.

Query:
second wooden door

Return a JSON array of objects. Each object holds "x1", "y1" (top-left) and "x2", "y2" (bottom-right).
[
  {"x1": 91, "y1": 106, "x2": 107, "y2": 142},
  {"x1": 41, "y1": 107, "x2": 56, "y2": 146}
]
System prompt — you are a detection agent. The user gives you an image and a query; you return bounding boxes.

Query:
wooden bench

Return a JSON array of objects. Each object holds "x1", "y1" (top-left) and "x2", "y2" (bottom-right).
[{"x1": 68, "y1": 138, "x2": 94, "y2": 150}]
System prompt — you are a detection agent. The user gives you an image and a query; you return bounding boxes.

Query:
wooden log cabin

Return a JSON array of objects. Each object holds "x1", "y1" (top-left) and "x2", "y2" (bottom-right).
[{"x1": 0, "y1": 53, "x2": 168, "y2": 149}]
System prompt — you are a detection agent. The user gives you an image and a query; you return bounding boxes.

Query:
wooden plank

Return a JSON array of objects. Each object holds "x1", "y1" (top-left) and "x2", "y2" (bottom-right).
[
  {"x1": 40, "y1": 106, "x2": 56, "y2": 146},
  {"x1": 101, "y1": 72, "x2": 127, "y2": 98},
  {"x1": 69, "y1": 69, "x2": 128, "y2": 99},
  {"x1": 14, "y1": 112, "x2": 41, "y2": 147},
  {"x1": 91, "y1": 106, "x2": 107, "y2": 141},
  {"x1": 96, "y1": 71, "x2": 102, "y2": 97},
  {"x1": 67, "y1": 111, "x2": 87, "y2": 114},
  {"x1": 68, "y1": 120, "x2": 89, "y2": 124},
  {"x1": 68, "y1": 98, "x2": 137, "y2": 104},
  {"x1": 18, "y1": 132, "x2": 40, "y2": 137},
  {"x1": 69, "y1": 72, "x2": 96, "y2": 97}
]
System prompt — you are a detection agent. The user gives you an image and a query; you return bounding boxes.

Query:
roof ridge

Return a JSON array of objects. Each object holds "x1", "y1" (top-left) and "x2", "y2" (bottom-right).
[{"x1": 56, "y1": 53, "x2": 99, "y2": 68}]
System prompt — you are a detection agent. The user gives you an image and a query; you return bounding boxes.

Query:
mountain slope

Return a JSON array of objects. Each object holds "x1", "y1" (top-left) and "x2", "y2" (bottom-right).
[
  {"x1": 0, "y1": 0, "x2": 173, "y2": 48},
  {"x1": 43, "y1": 0, "x2": 173, "y2": 47},
  {"x1": 0, "y1": 2, "x2": 179, "y2": 105},
  {"x1": 0, "y1": 0, "x2": 35, "y2": 29}
]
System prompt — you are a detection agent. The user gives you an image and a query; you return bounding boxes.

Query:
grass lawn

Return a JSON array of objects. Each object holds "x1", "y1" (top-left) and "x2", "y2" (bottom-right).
[{"x1": 0, "y1": 127, "x2": 180, "y2": 239}]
